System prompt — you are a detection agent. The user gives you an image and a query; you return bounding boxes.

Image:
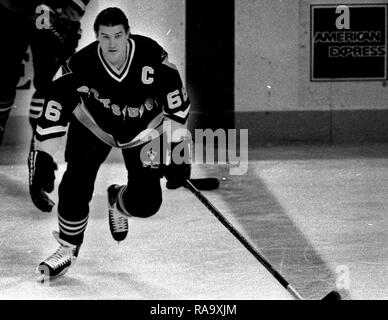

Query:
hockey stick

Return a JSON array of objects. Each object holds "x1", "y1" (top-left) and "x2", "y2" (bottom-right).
[
  {"x1": 167, "y1": 178, "x2": 220, "y2": 191},
  {"x1": 184, "y1": 179, "x2": 341, "y2": 301}
]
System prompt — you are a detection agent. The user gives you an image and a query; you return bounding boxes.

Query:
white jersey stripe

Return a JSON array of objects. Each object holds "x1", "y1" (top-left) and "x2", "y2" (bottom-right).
[
  {"x1": 30, "y1": 106, "x2": 43, "y2": 112},
  {"x1": 30, "y1": 113, "x2": 41, "y2": 118},
  {"x1": 36, "y1": 124, "x2": 69, "y2": 136},
  {"x1": 165, "y1": 105, "x2": 191, "y2": 119},
  {"x1": 97, "y1": 39, "x2": 134, "y2": 82}
]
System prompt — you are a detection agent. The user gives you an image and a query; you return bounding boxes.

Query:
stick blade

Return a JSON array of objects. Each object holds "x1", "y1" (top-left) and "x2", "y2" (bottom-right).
[
  {"x1": 189, "y1": 178, "x2": 220, "y2": 190},
  {"x1": 321, "y1": 291, "x2": 341, "y2": 300}
]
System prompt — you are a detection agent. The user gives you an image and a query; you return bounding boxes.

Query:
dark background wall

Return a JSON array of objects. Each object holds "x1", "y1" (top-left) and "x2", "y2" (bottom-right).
[
  {"x1": 4, "y1": 0, "x2": 388, "y2": 147},
  {"x1": 186, "y1": 0, "x2": 235, "y2": 132}
]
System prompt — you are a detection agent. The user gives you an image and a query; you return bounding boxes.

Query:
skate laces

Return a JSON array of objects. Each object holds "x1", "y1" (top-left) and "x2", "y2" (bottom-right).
[
  {"x1": 108, "y1": 185, "x2": 128, "y2": 233},
  {"x1": 44, "y1": 246, "x2": 74, "y2": 268},
  {"x1": 110, "y1": 210, "x2": 128, "y2": 232},
  {"x1": 44, "y1": 232, "x2": 77, "y2": 269}
]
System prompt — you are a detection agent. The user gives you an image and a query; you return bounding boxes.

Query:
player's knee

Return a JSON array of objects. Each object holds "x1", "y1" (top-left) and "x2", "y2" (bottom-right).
[{"x1": 125, "y1": 194, "x2": 162, "y2": 218}]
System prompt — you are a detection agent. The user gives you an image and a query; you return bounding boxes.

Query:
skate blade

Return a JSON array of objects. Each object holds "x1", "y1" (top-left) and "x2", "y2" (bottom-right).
[
  {"x1": 36, "y1": 266, "x2": 68, "y2": 284},
  {"x1": 37, "y1": 273, "x2": 50, "y2": 284}
]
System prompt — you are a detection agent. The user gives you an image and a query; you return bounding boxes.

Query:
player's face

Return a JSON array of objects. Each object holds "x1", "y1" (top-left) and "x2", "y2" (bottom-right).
[{"x1": 97, "y1": 25, "x2": 129, "y2": 67}]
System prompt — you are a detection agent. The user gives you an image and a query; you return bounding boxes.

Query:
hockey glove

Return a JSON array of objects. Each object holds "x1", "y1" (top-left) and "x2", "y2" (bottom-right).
[
  {"x1": 48, "y1": 11, "x2": 82, "y2": 55},
  {"x1": 34, "y1": 4, "x2": 82, "y2": 59},
  {"x1": 164, "y1": 141, "x2": 191, "y2": 189},
  {"x1": 28, "y1": 150, "x2": 58, "y2": 212}
]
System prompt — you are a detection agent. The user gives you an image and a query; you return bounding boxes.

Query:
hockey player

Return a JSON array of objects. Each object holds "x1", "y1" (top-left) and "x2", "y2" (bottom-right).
[
  {"x1": 0, "y1": 0, "x2": 89, "y2": 146},
  {"x1": 28, "y1": 7, "x2": 191, "y2": 279}
]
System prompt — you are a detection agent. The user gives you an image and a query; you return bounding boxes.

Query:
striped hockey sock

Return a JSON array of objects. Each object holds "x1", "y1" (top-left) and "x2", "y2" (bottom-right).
[{"x1": 58, "y1": 214, "x2": 89, "y2": 245}]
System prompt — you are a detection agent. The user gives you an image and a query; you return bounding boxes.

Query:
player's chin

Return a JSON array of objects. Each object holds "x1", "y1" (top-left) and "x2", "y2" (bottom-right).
[{"x1": 106, "y1": 51, "x2": 118, "y2": 58}]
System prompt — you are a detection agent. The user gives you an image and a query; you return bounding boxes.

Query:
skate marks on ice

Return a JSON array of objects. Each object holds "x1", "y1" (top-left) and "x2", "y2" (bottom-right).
[
  {"x1": 238, "y1": 144, "x2": 388, "y2": 300},
  {"x1": 0, "y1": 161, "x2": 292, "y2": 299},
  {"x1": 203, "y1": 163, "x2": 342, "y2": 300}
]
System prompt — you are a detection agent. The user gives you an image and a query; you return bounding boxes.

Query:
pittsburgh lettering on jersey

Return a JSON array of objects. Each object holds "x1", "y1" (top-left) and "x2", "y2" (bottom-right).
[{"x1": 77, "y1": 85, "x2": 156, "y2": 119}]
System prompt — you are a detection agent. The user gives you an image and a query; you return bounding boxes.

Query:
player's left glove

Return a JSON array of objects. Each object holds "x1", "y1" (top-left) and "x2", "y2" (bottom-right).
[
  {"x1": 48, "y1": 10, "x2": 82, "y2": 56},
  {"x1": 34, "y1": 4, "x2": 82, "y2": 60},
  {"x1": 164, "y1": 141, "x2": 191, "y2": 189},
  {"x1": 28, "y1": 150, "x2": 58, "y2": 212}
]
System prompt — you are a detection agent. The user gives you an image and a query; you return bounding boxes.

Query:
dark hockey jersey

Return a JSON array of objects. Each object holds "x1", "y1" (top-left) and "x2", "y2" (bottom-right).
[{"x1": 35, "y1": 34, "x2": 190, "y2": 149}]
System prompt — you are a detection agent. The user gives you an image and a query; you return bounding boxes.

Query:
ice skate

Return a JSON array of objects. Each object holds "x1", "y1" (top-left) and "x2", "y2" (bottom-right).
[
  {"x1": 37, "y1": 231, "x2": 80, "y2": 282},
  {"x1": 108, "y1": 184, "x2": 129, "y2": 243}
]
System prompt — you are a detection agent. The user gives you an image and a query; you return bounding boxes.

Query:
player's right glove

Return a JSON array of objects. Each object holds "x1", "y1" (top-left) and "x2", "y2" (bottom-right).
[{"x1": 28, "y1": 150, "x2": 58, "y2": 212}]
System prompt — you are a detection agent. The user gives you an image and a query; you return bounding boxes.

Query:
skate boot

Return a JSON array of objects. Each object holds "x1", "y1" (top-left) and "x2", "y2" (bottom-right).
[
  {"x1": 37, "y1": 231, "x2": 81, "y2": 280},
  {"x1": 108, "y1": 184, "x2": 129, "y2": 243}
]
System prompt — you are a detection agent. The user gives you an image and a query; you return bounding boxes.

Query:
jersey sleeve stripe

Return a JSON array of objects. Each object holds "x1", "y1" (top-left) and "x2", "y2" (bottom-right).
[
  {"x1": 30, "y1": 112, "x2": 42, "y2": 119},
  {"x1": 165, "y1": 105, "x2": 190, "y2": 119},
  {"x1": 30, "y1": 106, "x2": 43, "y2": 113},
  {"x1": 35, "y1": 132, "x2": 67, "y2": 141},
  {"x1": 164, "y1": 113, "x2": 189, "y2": 125},
  {"x1": 31, "y1": 98, "x2": 45, "y2": 106},
  {"x1": 36, "y1": 124, "x2": 69, "y2": 136}
]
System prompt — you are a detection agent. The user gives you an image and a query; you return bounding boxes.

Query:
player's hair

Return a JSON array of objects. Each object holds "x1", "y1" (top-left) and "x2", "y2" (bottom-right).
[{"x1": 94, "y1": 7, "x2": 130, "y2": 34}]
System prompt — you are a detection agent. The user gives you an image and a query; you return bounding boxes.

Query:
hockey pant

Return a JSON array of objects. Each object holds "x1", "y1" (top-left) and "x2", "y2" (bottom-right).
[{"x1": 58, "y1": 121, "x2": 163, "y2": 245}]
